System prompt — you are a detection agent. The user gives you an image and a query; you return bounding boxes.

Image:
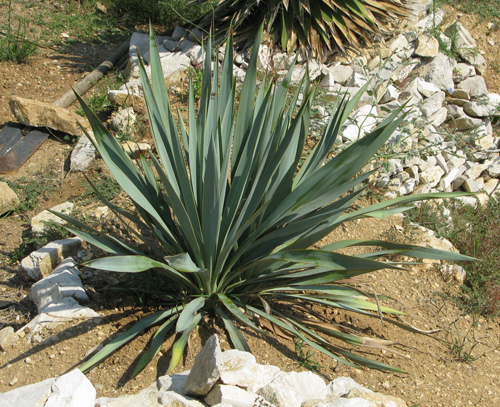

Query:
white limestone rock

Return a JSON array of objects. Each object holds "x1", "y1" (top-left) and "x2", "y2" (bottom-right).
[
  {"x1": 420, "y1": 166, "x2": 445, "y2": 187},
  {"x1": 0, "y1": 327, "x2": 19, "y2": 351},
  {"x1": 0, "y1": 369, "x2": 95, "y2": 407},
  {"x1": 323, "y1": 65, "x2": 353, "y2": 86},
  {"x1": 455, "y1": 115, "x2": 482, "y2": 130},
  {"x1": 205, "y1": 384, "x2": 258, "y2": 407},
  {"x1": 20, "y1": 258, "x2": 101, "y2": 337},
  {"x1": 31, "y1": 202, "x2": 74, "y2": 235},
  {"x1": 485, "y1": 156, "x2": 500, "y2": 177},
  {"x1": 157, "y1": 371, "x2": 190, "y2": 395},
  {"x1": 379, "y1": 84, "x2": 400, "y2": 104},
  {"x1": 158, "y1": 391, "x2": 206, "y2": 407},
  {"x1": 257, "y1": 371, "x2": 327, "y2": 407},
  {"x1": 414, "y1": 34, "x2": 439, "y2": 57},
  {"x1": 417, "y1": 52, "x2": 456, "y2": 92},
  {"x1": 111, "y1": 107, "x2": 136, "y2": 133},
  {"x1": 185, "y1": 334, "x2": 222, "y2": 397},
  {"x1": 341, "y1": 104, "x2": 378, "y2": 142},
  {"x1": 421, "y1": 91, "x2": 445, "y2": 118},
  {"x1": 417, "y1": 80, "x2": 440, "y2": 97},
  {"x1": 19, "y1": 237, "x2": 83, "y2": 281},
  {"x1": 457, "y1": 76, "x2": 488, "y2": 98},
  {"x1": 70, "y1": 133, "x2": 97, "y2": 172},
  {"x1": 453, "y1": 63, "x2": 476, "y2": 83},
  {"x1": 95, "y1": 383, "x2": 160, "y2": 407},
  {"x1": 464, "y1": 93, "x2": 500, "y2": 117}
]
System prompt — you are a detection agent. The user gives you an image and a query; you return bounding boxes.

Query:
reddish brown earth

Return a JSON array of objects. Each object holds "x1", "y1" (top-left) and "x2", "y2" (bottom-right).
[{"x1": 0, "y1": 2, "x2": 500, "y2": 406}]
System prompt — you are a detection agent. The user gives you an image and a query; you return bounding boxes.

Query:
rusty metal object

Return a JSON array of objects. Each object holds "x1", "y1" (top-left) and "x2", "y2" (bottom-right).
[{"x1": 0, "y1": 123, "x2": 50, "y2": 174}]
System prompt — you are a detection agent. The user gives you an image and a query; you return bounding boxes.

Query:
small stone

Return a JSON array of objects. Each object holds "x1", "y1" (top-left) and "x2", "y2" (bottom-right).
[
  {"x1": 418, "y1": 80, "x2": 440, "y2": 97},
  {"x1": 453, "y1": 63, "x2": 476, "y2": 83},
  {"x1": 455, "y1": 115, "x2": 482, "y2": 130},
  {"x1": 420, "y1": 166, "x2": 445, "y2": 187},
  {"x1": 0, "y1": 327, "x2": 20, "y2": 351},
  {"x1": 0, "y1": 182, "x2": 20, "y2": 215},
  {"x1": 457, "y1": 76, "x2": 488, "y2": 98},
  {"x1": 31, "y1": 202, "x2": 74, "y2": 235},
  {"x1": 121, "y1": 141, "x2": 152, "y2": 158},
  {"x1": 414, "y1": 34, "x2": 439, "y2": 57}
]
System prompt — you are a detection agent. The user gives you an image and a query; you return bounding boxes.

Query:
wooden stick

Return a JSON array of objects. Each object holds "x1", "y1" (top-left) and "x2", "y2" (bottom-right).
[{"x1": 52, "y1": 38, "x2": 130, "y2": 108}]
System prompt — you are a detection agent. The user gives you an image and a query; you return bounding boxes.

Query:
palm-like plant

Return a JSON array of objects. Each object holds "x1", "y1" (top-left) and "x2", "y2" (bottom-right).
[
  {"x1": 189, "y1": 0, "x2": 408, "y2": 60},
  {"x1": 57, "y1": 27, "x2": 472, "y2": 378}
]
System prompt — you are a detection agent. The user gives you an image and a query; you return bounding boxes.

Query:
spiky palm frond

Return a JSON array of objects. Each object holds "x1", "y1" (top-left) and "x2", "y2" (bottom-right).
[{"x1": 189, "y1": 0, "x2": 408, "y2": 59}]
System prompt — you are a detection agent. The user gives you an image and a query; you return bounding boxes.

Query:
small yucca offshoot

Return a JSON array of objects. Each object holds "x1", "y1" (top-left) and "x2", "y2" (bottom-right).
[
  {"x1": 188, "y1": 0, "x2": 408, "y2": 60},
  {"x1": 57, "y1": 27, "x2": 473, "y2": 377}
]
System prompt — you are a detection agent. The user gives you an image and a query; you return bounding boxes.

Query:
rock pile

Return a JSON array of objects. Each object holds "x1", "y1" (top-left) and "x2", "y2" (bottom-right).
[{"x1": 0, "y1": 334, "x2": 408, "y2": 407}]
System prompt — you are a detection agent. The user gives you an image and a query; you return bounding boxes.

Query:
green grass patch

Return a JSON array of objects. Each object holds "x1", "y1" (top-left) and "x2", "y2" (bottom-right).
[
  {"x1": 437, "y1": 0, "x2": 500, "y2": 22},
  {"x1": 2, "y1": 173, "x2": 58, "y2": 213},
  {"x1": 0, "y1": 0, "x2": 37, "y2": 63}
]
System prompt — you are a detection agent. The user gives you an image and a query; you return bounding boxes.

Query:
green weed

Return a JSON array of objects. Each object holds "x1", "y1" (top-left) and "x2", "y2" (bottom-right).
[
  {"x1": 0, "y1": 0, "x2": 37, "y2": 63},
  {"x1": 2, "y1": 174, "x2": 58, "y2": 213},
  {"x1": 77, "y1": 174, "x2": 122, "y2": 205},
  {"x1": 295, "y1": 339, "x2": 325, "y2": 373}
]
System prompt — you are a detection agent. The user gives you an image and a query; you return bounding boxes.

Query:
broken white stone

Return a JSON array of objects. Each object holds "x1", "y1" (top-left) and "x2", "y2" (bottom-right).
[
  {"x1": 455, "y1": 115, "x2": 482, "y2": 130},
  {"x1": 417, "y1": 52, "x2": 456, "y2": 92},
  {"x1": 0, "y1": 369, "x2": 95, "y2": 407},
  {"x1": 0, "y1": 327, "x2": 19, "y2": 351},
  {"x1": 20, "y1": 238, "x2": 83, "y2": 281},
  {"x1": 341, "y1": 105, "x2": 378, "y2": 142},
  {"x1": 421, "y1": 91, "x2": 446, "y2": 118},
  {"x1": 429, "y1": 107, "x2": 448, "y2": 127},
  {"x1": 323, "y1": 65, "x2": 353, "y2": 86},
  {"x1": 464, "y1": 93, "x2": 500, "y2": 117},
  {"x1": 257, "y1": 371, "x2": 327, "y2": 407},
  {"x1": 20, "y1": 258, "x2": 101, "y2": 336},
  {"x1": 457, "y1": 76, "x2": 488, "y2": 98},
  {"x1": 185, "y1": 334, "x2": 222, "y2": 397},
  {"x1": 70, "y1": 133, "x2": 97, "y2": 172},
  {"x1": 414, "y1": 34, "x2": 439, "y2": 57},
  {"x1": 111, "y1": 107, "x2": 136, "y2": 133},
  {"x1": 158, "y1": 391, "x2": 205, "y2": 407},
  {"x1": 420, "y1": 166, "x2": 445, "y2": 187},
  {"x1": 121, "y1": 141, "x2": 152, "y2": 158},
  {"x1": 380, "y1": 84, "x2": 400, "y2": 103},
  {"x1": 418, "y1": 80, "x2": 440, "y2": 97},
  {"x1": 31, "y1": 202, "x2": 74, "y2": 235},
  {"x1": 453, "y1": 63, "x2": 476, "y2": 83},
  {"x1": 205, "y1": 385, "x2": 257, "y2": 407}
]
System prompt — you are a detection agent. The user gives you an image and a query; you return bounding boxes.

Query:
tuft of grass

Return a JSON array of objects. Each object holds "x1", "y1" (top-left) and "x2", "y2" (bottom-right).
[
  {"x1": 437, "y1": 0, "x2": 500, "y2": 23},
  {"x1": 295, "y1": 339, "x2": 324, "y2": 373},
  {"x1": 406, "y1": 195, "x2": 500, "y2": 316},
  {"x1": 77, "y1": 174, "x2": 122, "y2": 205},
  {"x1": 106, "y1": 0, "x2": 216, "y2": 28},
  {"x1": 0, "y1": 0, "x2": 37, "y2": 63}
]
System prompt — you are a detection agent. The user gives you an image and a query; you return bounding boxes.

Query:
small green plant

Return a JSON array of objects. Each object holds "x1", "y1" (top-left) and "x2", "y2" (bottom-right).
[
  {"x1": 0, "y1": 0, "x2": 37, "y2": 63},
  {"x1": 3, "y1": 174, "x2": 58, "y2": 212},
  {"x1": 77, "y1": 174, "x2": 122, "y2": 205},
  {"x1": 295, "y1": 339, "x2": 324, "y2": 372},
  {"x1": 446, "y1": 320, "x2": 484, "y2": 363},
  {"x1": 57, "y1": 27, "x2": 473, "y2": 378}
]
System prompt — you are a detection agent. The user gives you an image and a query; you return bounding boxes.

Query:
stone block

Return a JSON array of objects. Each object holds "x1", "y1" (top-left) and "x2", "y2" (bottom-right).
[{"x1": 0, "y1": 181, "x2": 19, "y2": 214}]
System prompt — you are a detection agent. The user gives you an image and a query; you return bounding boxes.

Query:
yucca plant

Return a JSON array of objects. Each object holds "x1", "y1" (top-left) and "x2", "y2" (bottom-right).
[
  {"x1": 188, "y1": 0, "x2": 408, "y2": 60},
  {"x1": 57, "y1": 27, "x2": 473, "y2": 378}
]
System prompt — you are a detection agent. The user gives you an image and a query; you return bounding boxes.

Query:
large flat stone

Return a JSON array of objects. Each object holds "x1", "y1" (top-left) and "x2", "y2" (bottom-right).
[{"x1": 9, "y1": 97, "x2": 91, "y2": 136}]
